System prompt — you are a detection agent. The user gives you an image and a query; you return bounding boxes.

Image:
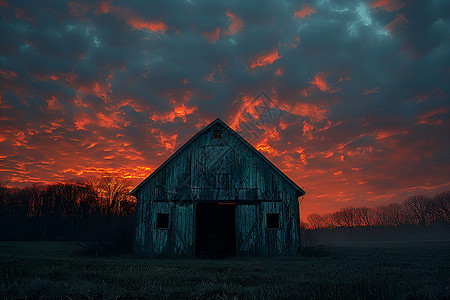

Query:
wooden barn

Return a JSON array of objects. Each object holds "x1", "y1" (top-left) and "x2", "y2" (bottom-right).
[{"x1": 130, "y1": 118, "x2": 305, "y2": 257}]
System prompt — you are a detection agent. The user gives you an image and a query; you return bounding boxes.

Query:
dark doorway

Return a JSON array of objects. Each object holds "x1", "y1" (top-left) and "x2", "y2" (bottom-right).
[{"x1": 195, "y1": 203, "x2": 236, "y2": 258}]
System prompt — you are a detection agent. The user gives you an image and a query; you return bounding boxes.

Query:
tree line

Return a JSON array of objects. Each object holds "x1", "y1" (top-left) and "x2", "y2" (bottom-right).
[
  {"x1": 306, "y1": 191, "x2": 450, "y2": 229},
  {"x1": 0, "y1": 173, "x2": 136, "y2": 241}
]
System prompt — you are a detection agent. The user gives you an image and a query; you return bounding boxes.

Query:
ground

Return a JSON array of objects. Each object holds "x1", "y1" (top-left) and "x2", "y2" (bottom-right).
[{"x1": 1, "y1": 241, "x2": 449, "y2": 299}]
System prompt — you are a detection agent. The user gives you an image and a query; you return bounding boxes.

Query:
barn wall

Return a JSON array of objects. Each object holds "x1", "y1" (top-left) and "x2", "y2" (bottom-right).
[{"x1": 134, "y1": 121, "x2": 301, "y2": 257}]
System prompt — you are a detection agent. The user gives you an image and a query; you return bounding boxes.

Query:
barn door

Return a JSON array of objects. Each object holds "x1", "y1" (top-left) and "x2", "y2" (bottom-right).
[
  {"x1": 236, "y1": 204, "x2": 258, "y2": 255},
  {"x1": 171, "y1": 204, "x2": 194, "y2": 255},
  {"x1": 195, "y1": 203, "x2": 236, "y2": 257}
]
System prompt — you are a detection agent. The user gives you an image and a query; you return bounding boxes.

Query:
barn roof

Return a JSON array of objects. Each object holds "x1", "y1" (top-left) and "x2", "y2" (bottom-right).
[{"x1": 130, "y1": 118, "x2": 305, "y2": 197}]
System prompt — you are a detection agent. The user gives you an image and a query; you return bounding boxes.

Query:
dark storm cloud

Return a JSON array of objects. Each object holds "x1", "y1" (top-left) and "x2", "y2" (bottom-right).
[{"x1": 0, "y1": 0, "x2": 449, "y2": 217}]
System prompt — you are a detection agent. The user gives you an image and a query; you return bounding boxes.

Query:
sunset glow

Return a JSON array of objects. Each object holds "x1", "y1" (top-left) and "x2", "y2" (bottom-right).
[
  {"x1": 249, "y1": 49, "x2": 282, "y2": 69},
  {"x1": 0, "y1": 0, "x2": 449, "y2": 221}
]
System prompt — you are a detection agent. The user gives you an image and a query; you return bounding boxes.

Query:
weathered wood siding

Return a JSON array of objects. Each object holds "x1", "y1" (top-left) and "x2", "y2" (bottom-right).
[{"x1": 133, "y1": 121, "x2": 301, "y2": 257}]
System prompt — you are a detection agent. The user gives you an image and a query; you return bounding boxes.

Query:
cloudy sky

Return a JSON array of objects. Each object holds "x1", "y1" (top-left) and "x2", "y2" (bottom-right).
[{"x1": 1, "y1": 0, "x2": 449, "y2": 218}]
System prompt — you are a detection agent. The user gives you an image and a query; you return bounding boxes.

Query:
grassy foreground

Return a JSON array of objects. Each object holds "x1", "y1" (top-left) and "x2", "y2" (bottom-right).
[{"x1": 0, "y1": 241, "x2": 449, "y2": 299}]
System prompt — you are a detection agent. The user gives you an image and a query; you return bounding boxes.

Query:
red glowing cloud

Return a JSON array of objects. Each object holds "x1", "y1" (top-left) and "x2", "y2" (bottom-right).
[
  {"x1": 224, "y1": 10, "x2": 243, "y2": 36},
  {"x1": 0, "y1": 69, "x2": 17, "y2": 79},
  {"x1": 275, "y1": 67, "x2": 283, "y2": 77},
  {"x1": 417, "y1": 107, "x2": 448, "y2": 126},
  {"x1": 249, "y1": 49, "x2": 282, "y2": 69},
  {"x1": 294, "y1": 4, "x2": 317, "y2": 20},
  {"x1": 203, "y1": 27, "x2": 221, "y2": 44},
  {"x1": 127, "y1": 18, "x2": 167, "y2": 33},
  {"x1": 70, "y1": 1, "x2": 167, "y2": 33},
  {"x1": 370, "y1": 0, "x2": 406, "y2": 12},
  {"x1": 97, "y1": 0, "x2": 113, "y2": 14},
  {"x1": 384, "y1": 14, "x2": 408, "y2": 35},
  {"x1": 149, "y1": 103, "x2": 197, "y2": 123},
  {"x1": 311, "y1": 72, "x2": 329, "y2": 92}
]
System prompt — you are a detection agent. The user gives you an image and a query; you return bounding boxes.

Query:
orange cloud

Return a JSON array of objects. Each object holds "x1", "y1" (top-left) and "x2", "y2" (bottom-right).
[
  {"x1": 255, "y1": 126, "x2": 282, "y2": 157},
  {"x1": 290, "y1": 36, "x2": 301, "y2": 48},
  {"x1": 127, "y1": 18, "x2": 167, "y2": 32},
  {"x1": 97, "y1": 112, "x2": 119, "y2": 128},
  {"x1": 228, "y1": 94, "x2": 256, "y2": 130},
  {"x1": 46, "y1": 96, "x2": 63, "y2": 111},
  {"x1": 117, "y1": 98, "x2": 144, "y2": 112},
  {"x1": 224, "y1": 10, "x2": 243, "y2": 36},
  {"x1": 311, "y1": 72, "x2": 329, "y2": 92},
  {"x1": 302, "y1": 120, "x2": 315, "y2": 139},
  {"x1": 374, "y1": 129, "x2": 408, "y2": 140},
  {"x1": 249, "y1": 49, "x2": 282, "y2": 69},
  {"x1": 275, "y1": 67, "x2": 283, "y2": 77},
  {"x1": 97, "y1": 0, "x2": 113, "y2": 14},
  {"x1": 370, "y1": 0, "x2": 406, "y2": 12},
  {"x1": 149, "y1": 103, "x2": 197, "y2": 123},
  {"x1": 32, "y1": 72, "x2": 77, "y2": 84},
  {"x1": 74, "y1": 113, "x2": 91, "y2": 130},
  {"x1": 384, "y1": 14, "x2": 408, "y2": 35},
  {"x1": 203, "y1": 27, "x2": 221, "y2": 44},
  {"x1": 0, "y1": 69, "x2": 17, "y2": 79},
  {"x1": 228, "y1": 92, "x2": 284, "y2": 131},
  {"x1": 203, "y1": 65, "x2": 227, "y2": 83},
  {"x1": 160, "y1": 134, "x2": 177, "y2": 152},
  {"x1": 256, "y1": 139, "x2": 279, "y2": 157},
  {"x1": 417, "y1": 107, "x2": 448, "y2": 126},
  {"x1": 204, "y1": 70, "x2": 214, "y2": 82},
  {"x1": 363, "y1": 87, "x2": 380, "y2": 95},
  {"x1": 90, "y1": 1, "x2": 167, "y2": 33},
  {"x1": 294, "y1": 4, "x2": 317, "y2": 19}
]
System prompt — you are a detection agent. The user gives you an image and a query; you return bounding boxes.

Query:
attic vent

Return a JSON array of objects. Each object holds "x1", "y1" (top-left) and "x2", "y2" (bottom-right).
[{"x1": 214, "y1": 130, "x2": 221, "y2": 139}]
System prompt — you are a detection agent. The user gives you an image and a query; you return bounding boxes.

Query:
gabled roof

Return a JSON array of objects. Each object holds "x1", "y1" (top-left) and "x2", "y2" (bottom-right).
[{"x1": 130, "y1": 118, "x2": 305, "y2": 197}]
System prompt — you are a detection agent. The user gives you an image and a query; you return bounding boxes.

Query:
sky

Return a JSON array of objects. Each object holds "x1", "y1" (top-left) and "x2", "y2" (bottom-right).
[{"x1": 0, "y1": 0, "x2": 449, "y2": 219}]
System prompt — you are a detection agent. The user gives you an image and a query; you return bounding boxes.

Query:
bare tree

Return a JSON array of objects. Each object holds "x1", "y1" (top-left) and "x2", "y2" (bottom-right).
[
  {"x1": 386, "y1": 203, "x2": 407, "y2": 226},
  {"x1": 321, "y1": 213, "x2": 335, "y2": 228},
  {"x1": 340, "y1": 207, "x2": 356, "y2": 227},
  {"x1": 0, "y1": 182, "x2": 7, "y2": 202},
  {"x1": 404, "y1": 195, "x2": 432, "y2": 226},
  {"x1": 307, "y1": 213, "x2": 324, "y2": 229},
  {"x1": 431, "y1": 191, "x2": 450, "y2": 223},
  {"x1": 96, "y1": 172, "x2": 134, "y2": 215},
  {"x1": 354, "y1": 206, "x2": 372, "y2": 226},
  {"x1": 329, "y1": 207, "x2": 356, "y2": 227}
]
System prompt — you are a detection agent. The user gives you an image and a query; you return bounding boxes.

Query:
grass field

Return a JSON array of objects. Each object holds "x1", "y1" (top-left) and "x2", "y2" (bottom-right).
[{"x1": 1, "y1": 241, "x2": 449, "y2": 299}]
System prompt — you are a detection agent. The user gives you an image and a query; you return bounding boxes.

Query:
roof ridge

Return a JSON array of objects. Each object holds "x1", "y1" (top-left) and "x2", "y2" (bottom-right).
[{"x1": 130, "y1": 118, "x2": 305, "y2": 197}]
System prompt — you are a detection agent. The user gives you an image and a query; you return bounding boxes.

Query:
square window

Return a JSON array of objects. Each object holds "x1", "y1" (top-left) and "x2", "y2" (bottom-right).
[
  {"x1": 156, "y1": 213, "x2": 169, "y2": 229},
  {"x1": 214, "y1": 130, "x2": 221, "y2": 139},
  {"x1": 266, "y1": 213, "x2": 280, "y2": 229}
]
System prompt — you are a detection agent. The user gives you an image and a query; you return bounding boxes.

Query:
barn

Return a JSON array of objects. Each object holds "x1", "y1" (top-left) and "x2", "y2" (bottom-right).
[{"x1": 130, "y1": 118, "x2": 305, "y2": 257}]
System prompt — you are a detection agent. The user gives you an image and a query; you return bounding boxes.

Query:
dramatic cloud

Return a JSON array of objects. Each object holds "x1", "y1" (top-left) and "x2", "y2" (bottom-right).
[{"x1": 0, "y1": 0, "x2": 449, "y2": 219}]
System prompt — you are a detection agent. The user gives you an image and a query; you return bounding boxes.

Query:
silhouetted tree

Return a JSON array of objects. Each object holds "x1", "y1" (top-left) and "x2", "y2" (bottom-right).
[
  {"x1": 330, "y1": 207, "x2": 356, "y2": 227},
  {"x1": 404, "y1": 195, "x2": 432, "y2": 226},
  {"x1": 353, "y1": 206, "x2": 372, "y2": 226},
  {"x1": 307, "y1": 214, "x2": 324, "y2": 229},
  {"x1": 431, "y1": 191, "x2": 450, "y2": 223},
  {"x1": 387, "y1": 203, "x2": 407, "y2": 226},
  {"x1": 305, "y1": 191, "x2": 450, "y2": 230},
  {"x1": 95, "y1": 172, "x2": 134, "y2": 215},
  {"x1": 321, "y1": 213, "x2": 335, "y2": 228}
]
